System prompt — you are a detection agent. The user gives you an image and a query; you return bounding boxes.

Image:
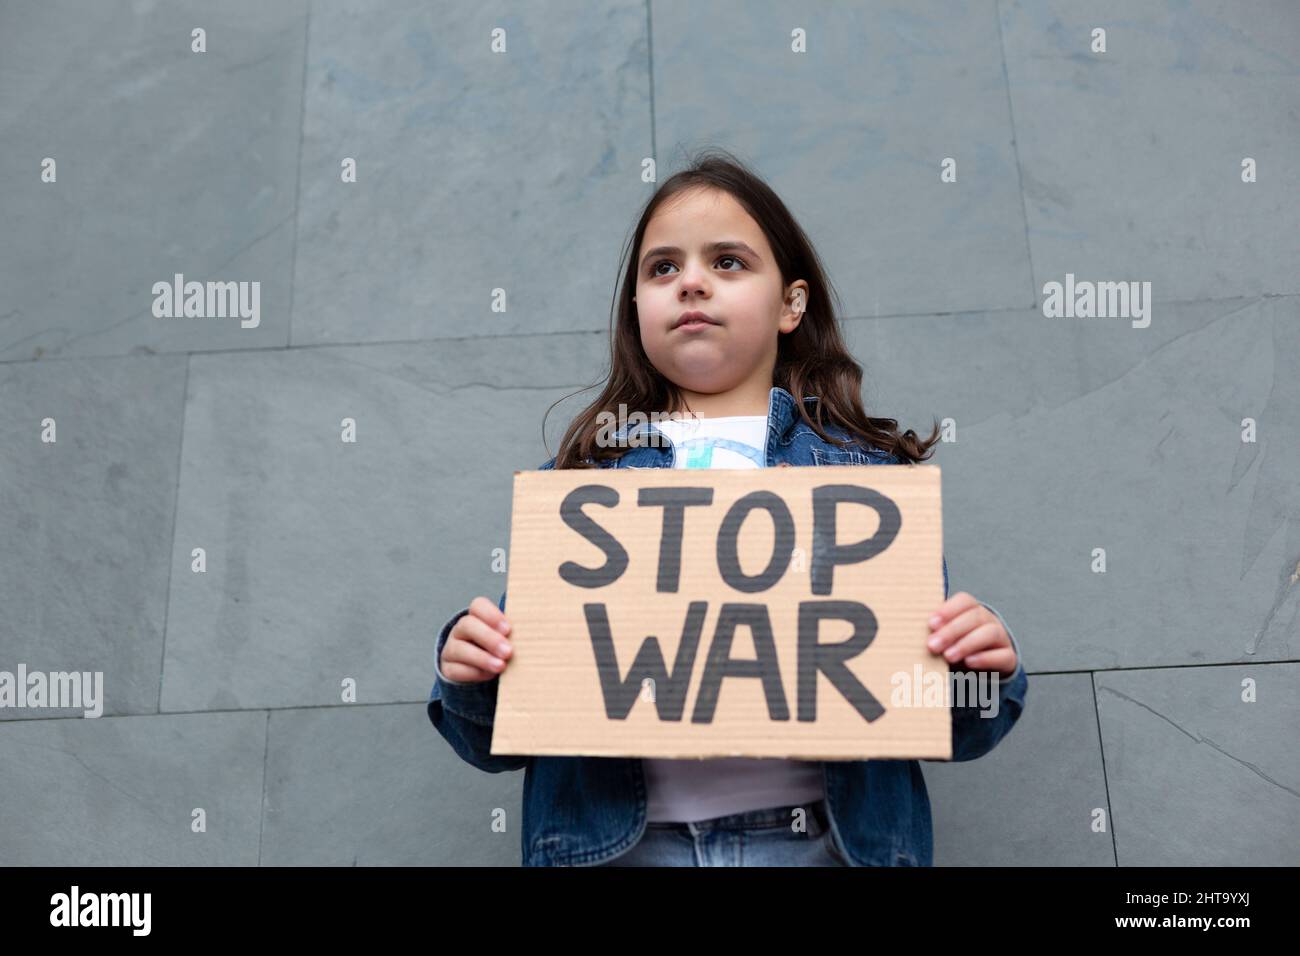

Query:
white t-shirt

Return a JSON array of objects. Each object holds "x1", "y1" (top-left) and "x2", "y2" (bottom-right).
[{"x1": 639, "y1": 413, "x2": 826, "y2": 823}]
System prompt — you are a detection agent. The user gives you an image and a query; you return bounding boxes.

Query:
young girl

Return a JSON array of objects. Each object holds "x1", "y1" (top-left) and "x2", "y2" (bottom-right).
[{"x1": 429, "y1": 149, "x2": 1027, "y2": 867}]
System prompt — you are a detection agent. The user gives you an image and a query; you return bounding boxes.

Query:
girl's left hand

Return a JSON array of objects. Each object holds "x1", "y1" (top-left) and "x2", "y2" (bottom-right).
[{"x1": 926, "y1": 592, "x2": 1018, "y2": 678}]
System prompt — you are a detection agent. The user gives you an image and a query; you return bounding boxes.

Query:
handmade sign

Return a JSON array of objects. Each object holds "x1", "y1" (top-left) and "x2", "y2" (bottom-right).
[{"x1": 490, "y1": 464, "x2": 951, "y2": 760}]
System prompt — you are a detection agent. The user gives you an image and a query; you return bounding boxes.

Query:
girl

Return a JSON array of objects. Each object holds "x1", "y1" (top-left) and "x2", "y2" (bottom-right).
[{"x1": 429, "y1": 149, "x2": 1027, "y2": 867}]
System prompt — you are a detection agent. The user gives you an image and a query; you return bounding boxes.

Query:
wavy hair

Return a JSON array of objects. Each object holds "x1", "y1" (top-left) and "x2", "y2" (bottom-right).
[{"x1": 543, "y1": 147, "x2": 940, "y2": 468}]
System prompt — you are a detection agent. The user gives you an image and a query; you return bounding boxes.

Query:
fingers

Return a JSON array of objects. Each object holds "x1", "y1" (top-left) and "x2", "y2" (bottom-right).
[
  {"x1": 965, "y1": 646, "x2": 1018, "y2": 676},
  {"x1": 927, "y1": 596, "x2": 983, "y2": 653},
  {"x1": 442, "y1": 601, "x2": 515, "y2": 683},
  {"x1": 458, "y1": 612, "x2": 513, "y2": 660},
  {"x1": 468, "y1": 595, "x2": 512, "y2": 638},
  {"x1": 443, "y1": 628, "x2": 507, "y2": 680},
  {"x1": 937, "y1": 622, "x2": 1005, "y2": 665},
  {"x1": 441, "y1": 658, "x2": 499, "y2": 683},
  {"x1": 927, "y1": 597, "x2": 1015, "y2": 672},
  {"x1": 927, "y1": 591, "x2": 979, "y2": 633}
]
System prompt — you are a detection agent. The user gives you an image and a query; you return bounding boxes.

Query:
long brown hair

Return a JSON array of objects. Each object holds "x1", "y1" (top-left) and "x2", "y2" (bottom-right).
[{"x1": 543, "y1": 147, "x2": 940, "y2": 469}]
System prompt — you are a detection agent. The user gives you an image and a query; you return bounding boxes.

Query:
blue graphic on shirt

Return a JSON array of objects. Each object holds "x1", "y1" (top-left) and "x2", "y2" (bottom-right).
[{"x1": 678, "y1": 437, "x2": 765, "y2": 468}]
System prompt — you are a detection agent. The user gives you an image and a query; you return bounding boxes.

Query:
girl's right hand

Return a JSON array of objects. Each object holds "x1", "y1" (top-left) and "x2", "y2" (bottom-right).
[{"x1": 441, "y1": 596, "x2": 514, "y2": 683}]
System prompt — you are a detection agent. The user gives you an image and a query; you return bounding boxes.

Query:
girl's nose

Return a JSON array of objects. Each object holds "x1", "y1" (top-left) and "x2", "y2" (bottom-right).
[{"x1": 678, "y1": 265, "x2": 710, "y2": 295}]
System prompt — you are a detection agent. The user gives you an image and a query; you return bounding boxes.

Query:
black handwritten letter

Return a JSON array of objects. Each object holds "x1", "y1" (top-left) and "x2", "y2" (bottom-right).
[
  {"x1": 584, "y1": 602, "x2": 708, "y2": 720},
  {"x1": 810, "y1": 484, "x2": 900, "y2": 595},
  {"x1": 691, "y1": 604, "x2": 788, "y2": 723},
  {"x1": 716, "y1": 491, "x2": 795, "y2": 593},
  {"x1": 797, "y1": 600, "x2": 883, "y2": 722},
  {"x1": 638, "y1": 486, "x2": 714, "y2": 592},
  {"x1": 558, "y1": 485, "x2": 627, "y2": 587}
]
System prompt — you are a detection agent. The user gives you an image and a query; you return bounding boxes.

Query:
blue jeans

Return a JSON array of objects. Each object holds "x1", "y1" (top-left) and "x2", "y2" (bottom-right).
[{"x1": 596, "y1": 799, "x2": 850, "y2": 866}]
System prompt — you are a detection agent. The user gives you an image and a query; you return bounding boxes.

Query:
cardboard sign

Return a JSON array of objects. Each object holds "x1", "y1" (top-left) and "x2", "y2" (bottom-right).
[{"x1": 490, "y1": 464, "x2": 951, "y2": 760}]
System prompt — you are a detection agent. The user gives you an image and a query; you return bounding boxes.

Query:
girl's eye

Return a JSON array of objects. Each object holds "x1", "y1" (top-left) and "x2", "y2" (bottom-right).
[{"x1": 650, "y1": 255, "x2": 746, "y2": 277}]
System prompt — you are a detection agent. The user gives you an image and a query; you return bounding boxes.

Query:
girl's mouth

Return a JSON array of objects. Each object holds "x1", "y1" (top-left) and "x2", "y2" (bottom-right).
[{"x1": 674, "y1": 311, "x2": 720, "y2": 331}]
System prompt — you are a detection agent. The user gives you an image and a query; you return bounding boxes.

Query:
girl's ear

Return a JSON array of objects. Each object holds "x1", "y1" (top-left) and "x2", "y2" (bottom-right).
[
  {"x1": 780, "y1": 281, "x2": 809, "y2": 332},
  {"x1": 783, "y1": 283, "x2": 805, "y2": 310},
  {"x1": 790, "y1": 283, "x2": 808, "y2": 314}
]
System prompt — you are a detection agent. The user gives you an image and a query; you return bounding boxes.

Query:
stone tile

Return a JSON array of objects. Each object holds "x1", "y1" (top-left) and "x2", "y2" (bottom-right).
[
  {"x1": 845, "y1": 295, "x2": 1299, "y2": 671},
  {"x1": 1000, "y1": 0, "x2": 1300, "y2": 302},
  {"x1": 923, "y1": 673, "x2": 1113, "y2": 865},
  {"x1": 161, "y1": 332, "x2": 603, "y2": 712},
  {"x1": 261, "y1": 703, "x2": 523, "y2": 865},
  {"x1": 0, "y1": 0, "x2": 306, "y2": 361},
  {"x1": 1096, "y1": 662, "x2": 1300, "y2": 865},
  {"x1": 0, "y1": 710, "x2": 265, "y2": 865},
  {"x1": 292, "y1": 0, "x2": 652, "y2": 344},
  {"x1": 0, "y1": 355, "x2": 186, "y2": 720},
  {"x1": 651, "y1": 0, "x2": 1033, "y2": 318}
]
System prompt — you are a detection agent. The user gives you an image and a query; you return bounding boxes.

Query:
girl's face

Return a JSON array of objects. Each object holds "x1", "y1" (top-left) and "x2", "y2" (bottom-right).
[{"x1": 634, "y1": 187, "x2": 806, "y2": 407}]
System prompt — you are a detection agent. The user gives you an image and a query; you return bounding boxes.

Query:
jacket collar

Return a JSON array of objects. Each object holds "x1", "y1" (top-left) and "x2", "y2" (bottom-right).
[{"x1": 609, "y1": 386, "x2": 818, "y2": 444}]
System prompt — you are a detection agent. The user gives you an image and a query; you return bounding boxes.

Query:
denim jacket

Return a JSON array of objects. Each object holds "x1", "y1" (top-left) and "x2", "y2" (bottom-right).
[{"x1": 427, "y1": 386, "x2": 1028, "y2": 866}]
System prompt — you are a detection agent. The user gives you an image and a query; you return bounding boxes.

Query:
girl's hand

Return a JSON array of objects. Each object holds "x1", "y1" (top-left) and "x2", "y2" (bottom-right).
[
  {"x1": 926, "y1": 592, "x2": 1017, "y2": 678},
  {"x1": 441, "y1": 596, "x2": 514, "y2": 684}
]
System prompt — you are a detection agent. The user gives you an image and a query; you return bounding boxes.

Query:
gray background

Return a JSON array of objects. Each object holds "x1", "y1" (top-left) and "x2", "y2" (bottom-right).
[{"x1": 1, "y1": 0, "x2": 1296, "y2": 866}]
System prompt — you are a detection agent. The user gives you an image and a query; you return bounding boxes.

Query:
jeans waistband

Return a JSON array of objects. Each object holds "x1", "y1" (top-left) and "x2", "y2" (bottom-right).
[{"x1": 662, "y1": 799, "x2": 827, "y2": 832}]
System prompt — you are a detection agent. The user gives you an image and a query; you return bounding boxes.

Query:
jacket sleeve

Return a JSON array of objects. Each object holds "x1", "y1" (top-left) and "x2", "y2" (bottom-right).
[
  {"x1": 925, "y1": 556, "x2": 1028, "y2": 762},
  {"x1": 425, "y1": 456, "x2": 558, "y2": 773},
  {"x1": 426, "y1": 589, "x2": 527, "y2": 773}
]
